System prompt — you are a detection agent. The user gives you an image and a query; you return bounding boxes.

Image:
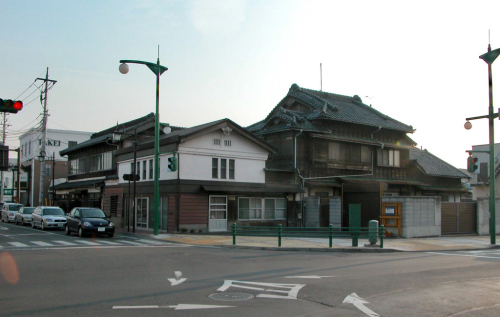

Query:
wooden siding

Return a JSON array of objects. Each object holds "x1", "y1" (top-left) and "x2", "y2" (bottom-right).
[
  {"x1": 179, "y1": 194, "x2": 209, "y2": 225},
  {"x1": 102, "y1": 187, "x2": 124, "y2": 217},
  {"x1": 441, "y1": 202, "x2": 477, "y2": 234}
]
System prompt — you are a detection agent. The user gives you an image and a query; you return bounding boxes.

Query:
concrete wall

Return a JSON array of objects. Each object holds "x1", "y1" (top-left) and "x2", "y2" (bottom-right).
[
  {"x1": 382, "y1": 196, "x2": 441, "y2": 238},
  {"x1": 476, "y1": 197, "x2": 500, "y2": 235}
]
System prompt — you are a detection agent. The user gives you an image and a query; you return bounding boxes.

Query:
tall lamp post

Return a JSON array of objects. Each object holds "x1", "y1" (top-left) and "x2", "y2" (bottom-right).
[
  {"x1": 464, "y1": 44, "x2": 500, "y2": 245},
  {"x1": 119, "y1": 53, "x2": 168, "y2": 236}
]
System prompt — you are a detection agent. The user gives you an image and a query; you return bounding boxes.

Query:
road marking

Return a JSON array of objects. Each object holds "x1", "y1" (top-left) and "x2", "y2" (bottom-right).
[
  {"x1": 217, "y1": 280, "x2": 305, "y2": 299},
  {"x1": 428, "y1": 251, "x2": 500, "y2": 259},
  {"x1": 285, "y1": 275, "x2": 336, "y2": 279},
  {"x1": 136, "y1": 238, "x2": 164, "y2": 245},
  {"x1": 96, "y1": 240, "x2": 122, "y2": 245},
  {"x1": 53, "y1": 240, "x2": 77, "y2": 246},
  {"x1": 31, "y1": 241, "x2": 54, "y2": 246},
  {"x1": 168, "y1": 271, "x2": 188, "y2": 286},
  {"x1": 74, "y1": 240, "x2": 101, "y2": 246},
  {"x1": 343, "y1": 293, "x2": 379, "y2": 317},
  {"x1": 116, "y1": 240, "x2": 145, "y2": 245},
  {"x1": 7, "y1": 242, "x2": 29, "y2": 247},
  {"x1": 112, "y1": 304, "x2": 235, "y2": 310}
]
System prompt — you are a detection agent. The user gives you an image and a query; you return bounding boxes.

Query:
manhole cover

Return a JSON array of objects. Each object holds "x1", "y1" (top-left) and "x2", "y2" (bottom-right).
[{"x1": 208, "y1": 292, "x2": 254, "y2": 301}]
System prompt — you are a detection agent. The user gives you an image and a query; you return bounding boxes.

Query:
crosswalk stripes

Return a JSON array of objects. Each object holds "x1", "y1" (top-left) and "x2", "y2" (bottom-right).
[{"x1": 2, "y1": 238, "x2": 175, "y2": 249}]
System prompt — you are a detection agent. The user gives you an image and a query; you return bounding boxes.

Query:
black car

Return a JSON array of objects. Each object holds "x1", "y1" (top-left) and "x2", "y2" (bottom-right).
[{"x1": 65, "y1": 207, "x2": 115, "y2": 237}]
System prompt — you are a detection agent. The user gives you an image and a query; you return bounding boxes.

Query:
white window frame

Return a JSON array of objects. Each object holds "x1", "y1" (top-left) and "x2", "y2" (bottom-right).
[{"x1": 238, "y1": 197, "x2": 286, "y2": 220}]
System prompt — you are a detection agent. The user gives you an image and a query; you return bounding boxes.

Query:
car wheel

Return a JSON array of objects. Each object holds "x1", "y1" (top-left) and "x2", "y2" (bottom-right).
[
  {"x1": 65, "y1": 225, "x2": 71, "y2": 236},
  {"x1": 78, "y1": 227, "x2": 85, "y2": 237},
  {"x1": 41, "y1": 222, "x2": 45, "y2": 231},
  {"x1": 32, "y1": 220, "x2": 36, "y2": 228}
]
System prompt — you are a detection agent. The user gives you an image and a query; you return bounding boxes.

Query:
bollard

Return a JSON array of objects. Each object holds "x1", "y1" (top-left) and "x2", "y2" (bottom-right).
[
  {"x1": 329, "y1": 224, "x2": 333, "y2": 248},
  {"x1": 368, "y1": 220, "x2": 378, "y2": 245},
  {"x1": 232, "y1": 223, "x2": 236, "y2": 245},
  {"x1": 380, "y1": 225, "x2": 385, "y2": 249},
  {"x1": 278, "y1": 224, "x2": 282, "y2": 247}
]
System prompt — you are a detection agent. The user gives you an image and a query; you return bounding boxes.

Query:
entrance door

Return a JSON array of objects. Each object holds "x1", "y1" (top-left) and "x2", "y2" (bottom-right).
[
  {"x1": 136, "y1": 198, "x2": 149, "y2": 229},
  {"x1": 209, "y1": 196, "x2": 227, "y2": 232}
]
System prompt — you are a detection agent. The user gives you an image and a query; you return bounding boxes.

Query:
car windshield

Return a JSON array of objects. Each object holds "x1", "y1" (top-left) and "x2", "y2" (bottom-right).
[
  {"x1": 9, "y1": 204, "x2": 23, "y2": 211},
  {"x1": 81, "y1": 209, "x2": 106, "y2": 218},
  {"x1": 43, "y1": 208, "x2": 65, "y2": 216},
  {"x1": 22, "y1": 207, "x2": 35, "y2": 214}
]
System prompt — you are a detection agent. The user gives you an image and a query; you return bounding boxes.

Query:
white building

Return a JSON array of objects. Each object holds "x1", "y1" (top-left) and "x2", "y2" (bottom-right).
[
  {"x1": 469, "y1": 143, "x2": 500, "y2": 200},
  {"x1": 18, "y1": 128, "x2": 92, "y2": 206}
]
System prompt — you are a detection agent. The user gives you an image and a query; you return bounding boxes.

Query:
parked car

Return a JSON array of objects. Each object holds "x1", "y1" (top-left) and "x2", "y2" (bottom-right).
[
  {"x1": 1, "y1": 203, "x2": 24, "y2": 223},
  {"x1": 31, "y1": 206, "x2": 67, "y2": 230},
  {"x1": 65, "y1": 207, "x2": 115, "y2": 237},
  {"x1": 15, "y1": 207, "x2": 36, "y2": 225}
]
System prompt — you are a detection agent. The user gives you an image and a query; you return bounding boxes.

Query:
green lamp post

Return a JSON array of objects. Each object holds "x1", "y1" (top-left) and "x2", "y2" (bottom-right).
[
  {"x1": 119, "y1": 54, "x2": 168, "y2": 236},
  {"x1": 465, "y1": 44, "x2": 500, "y2": 245}
]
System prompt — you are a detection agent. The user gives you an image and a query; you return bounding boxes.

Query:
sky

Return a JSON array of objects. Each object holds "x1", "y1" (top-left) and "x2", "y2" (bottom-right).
[{"x1": 1, "y1": 0, "x2": 500, "y2": 170}]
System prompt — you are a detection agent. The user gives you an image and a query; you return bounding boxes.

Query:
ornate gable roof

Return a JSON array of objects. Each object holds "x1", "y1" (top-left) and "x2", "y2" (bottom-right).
[{"x1": 247, "y1": 84, "x2": 415, "y2": 135}]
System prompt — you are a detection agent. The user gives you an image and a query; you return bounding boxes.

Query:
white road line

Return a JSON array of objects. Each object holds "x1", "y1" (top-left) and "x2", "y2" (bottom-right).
[
  {"x1": 53, "y1": 240, "x2": 77, "y2": 246},
  {"x1": 116, "y1": 240, "x2": 145, "y2": 245},
  {"x1": 8, "y1": 242, "x2": 29, "y2": 247},
  {"x1": 96, "y1": 240, "x2": 122, "y2": 245},
  {"x1": 428, "y1": 252, "x2": 500, "y2": 259},
  {"x1": 135, "y1": 239, "x2": 165, "y2": 245},
  {"x1": 74, "y1": 240, "x2": 102, "y2": 246},
  {"x1": 31, "y1": 241, "x2": 54, "y2": 247}
]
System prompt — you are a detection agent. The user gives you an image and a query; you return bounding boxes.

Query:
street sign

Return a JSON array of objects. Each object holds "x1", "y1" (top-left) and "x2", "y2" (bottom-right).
[{"x1": 3, "y1": 189, "x2": 13, "y2": 195}]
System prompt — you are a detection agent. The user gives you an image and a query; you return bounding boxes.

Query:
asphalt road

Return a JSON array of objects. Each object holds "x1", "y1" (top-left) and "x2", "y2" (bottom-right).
[{"x1": 1, "y1": 223, "x2": 499, "y2": 317}]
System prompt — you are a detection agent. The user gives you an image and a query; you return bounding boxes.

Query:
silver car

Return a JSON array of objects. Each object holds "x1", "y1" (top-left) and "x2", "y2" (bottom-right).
[
  {"x1": 31, "y1": 206, "x2": 67, "y2": 230},
  {"x1": 1, "y1": 203, "x2": 24, "y2": 223},
  {"x1": 15, "y1": 207, "x2": 36, "y2": 225}
]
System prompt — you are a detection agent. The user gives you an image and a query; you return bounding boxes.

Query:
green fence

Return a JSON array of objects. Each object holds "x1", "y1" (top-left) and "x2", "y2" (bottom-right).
[{"x1": 231, "y1": 224, "x2": 386, "y2": 248}]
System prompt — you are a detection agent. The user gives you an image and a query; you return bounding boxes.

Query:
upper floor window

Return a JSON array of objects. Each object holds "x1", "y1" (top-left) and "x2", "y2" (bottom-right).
[
  {"x1": 328, "y1": 142, "x2": 371, "y2": 163},
  {"x1": 377, "y1": 149, "x2": 400, "y2": 167},
  {"x1": 89, "y1": 151, "x2": 112, "y2": 172},
  {"x1": 224, "y1": 140, "x2": 231, "y2": 146},
  {"x1": 212, "y1": 158, "x2": 235, "y2": 180},
  {"x1": 70, "y1": 158, "x2": 86, "y2": 175},
  {"x1": 214, "y1": 139, "x2": 221, "y2": 145},
  {"x1": 149, "y1": 159, "x2": 153, "y2": 179}
]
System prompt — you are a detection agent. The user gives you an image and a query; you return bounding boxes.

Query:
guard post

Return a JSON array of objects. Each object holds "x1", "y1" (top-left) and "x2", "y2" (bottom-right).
[{"x1": 349, "y1": 204, "x2": 361, "y2": 247}]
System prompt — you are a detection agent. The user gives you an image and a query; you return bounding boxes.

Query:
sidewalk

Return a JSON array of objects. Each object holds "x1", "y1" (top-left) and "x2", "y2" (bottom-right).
[{"x1": 116, "y1": 228, "x2": 500, "y2": 252}]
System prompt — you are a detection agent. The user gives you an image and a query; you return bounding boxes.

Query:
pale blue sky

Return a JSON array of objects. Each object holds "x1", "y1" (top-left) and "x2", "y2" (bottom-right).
[{"x1": 2, "y1": 0, "x2": 500, "y2": 169}]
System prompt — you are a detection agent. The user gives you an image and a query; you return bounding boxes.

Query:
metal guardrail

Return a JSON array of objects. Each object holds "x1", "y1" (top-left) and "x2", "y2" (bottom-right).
[{"x1": 232, "y1": 224, "x2": 386, "y2": 248}]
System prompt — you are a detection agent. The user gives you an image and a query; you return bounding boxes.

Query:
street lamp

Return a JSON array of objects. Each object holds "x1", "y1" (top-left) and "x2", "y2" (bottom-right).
[
  {"x1": 464, "y1": 44, "x2": 500, "y2": 245},
  {"x1": 119, "y1": 51, "x2": 168, "y2": 236}
]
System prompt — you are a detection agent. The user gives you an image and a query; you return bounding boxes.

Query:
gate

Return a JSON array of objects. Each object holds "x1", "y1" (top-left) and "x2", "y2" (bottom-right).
[{"x1": 441, "y1": 202, "x2": 477, "y2": 234}]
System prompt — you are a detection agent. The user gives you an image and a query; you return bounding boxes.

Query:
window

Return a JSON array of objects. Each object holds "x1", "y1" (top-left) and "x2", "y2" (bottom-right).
[
  {"x1": 110, "y1": 196, "x2": 118, "y2": 216},
  {"x1": 229, "y1": 159, "x2": 235, "y2": 179},
  {"x1": 239, "y1": 198, "x2": 286, "y2": 220},
  {"x1": 68, "y1": 141, "x2": 77, "y2": 148},
  {"x1": 149, "y1": 159, "x2": 153, "y2": 179},
  {"x1": 212, "y1": 158, "x2": 218, "y2": 179},
  {"x1": 214, "y1": 139, "x2": 221, "y2": 145},
  {"x1": 137, "y1": 162, "x2": 140, "y2": 180},
  {"x1": 89, "y1": 152, "x2": 112, "y2": 172},
  {"x1": 378, "y1": 149, "x2": 400, "y2": 167},
  {"x1": 70, "y1": 158, "x2": 86, "y2": 174},
  {"x1": 142, "y1": 161, "x2": 147, "y2": 180},
  {"x1": 212, "y1": 158, "x2": 235, "y2": 179},
  {"x1": 224, "y1": 140, "x2": 231, "y2": 146},
  {"x1": 221, "y1": 159, "x2": 227, "y2": 179},
  {"x1": 209, "y1": 196, "x2": 227, "y2": 219},
  {"x1": 328, "y1": 142, "x2": 371, "y2": 163}
]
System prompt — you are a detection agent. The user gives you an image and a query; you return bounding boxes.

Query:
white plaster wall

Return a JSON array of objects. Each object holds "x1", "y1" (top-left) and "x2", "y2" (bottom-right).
[
  {"x1": 117, "y1": 129, "x2": 268, "y2": 184},
  {"x1": 19, "y1": 129, "x2": 92, "y2": 162}
]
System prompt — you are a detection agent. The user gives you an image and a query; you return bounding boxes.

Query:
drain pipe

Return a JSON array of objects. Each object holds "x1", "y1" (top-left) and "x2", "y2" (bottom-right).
[
  {"x1": 294, "y1": 129, "x2": 304, "y2": 226},
  {"x1": 294, "y1": 129, "x2": 303, "y2": 170},
  {"x1": 371, "y1": 126, "x2": 384, "y2": 150}
]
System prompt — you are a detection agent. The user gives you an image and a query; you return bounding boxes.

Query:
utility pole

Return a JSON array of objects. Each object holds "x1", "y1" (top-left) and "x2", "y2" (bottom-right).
[
  {"x1": 35, "y1": 68, "x2": 57, "y2": 206},
  {"x1": 1, "y1": 113, "x2": 7, "y2": 202}
]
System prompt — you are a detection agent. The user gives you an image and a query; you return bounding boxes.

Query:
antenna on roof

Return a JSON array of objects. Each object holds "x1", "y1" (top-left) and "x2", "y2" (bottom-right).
[{"x1": 320, "y1": 63, "x2": 323, "y2": 91}]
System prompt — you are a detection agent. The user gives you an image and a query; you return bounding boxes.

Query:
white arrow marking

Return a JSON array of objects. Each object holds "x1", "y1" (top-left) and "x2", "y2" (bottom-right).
[
  {"x1": 168, "y1": 271, "x2": 187, "y2": 286},
  {"x1": 343, "y1": 293, "x2": 379, "y2": 317},
  {"x1": 113, "y1": 304, "x2": 234, "y2": 310},
  {"x1": 168, "y1": 304, "x2": 235, "y2": 310},
  {"x1": 285, "y1": 275, "x2": 336, "y2": 279}
]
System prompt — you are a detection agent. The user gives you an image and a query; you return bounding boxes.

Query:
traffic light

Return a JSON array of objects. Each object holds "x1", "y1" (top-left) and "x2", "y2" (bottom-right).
[
  {"x1": 168, "y1": 156, "x2": 177, "y2": 171},
  {"x1": 0, "y1": 99, "x2": 23, "y2": 113},
  {"x1": 467, "y1": 155, "x2": 479, "y2": 173}
]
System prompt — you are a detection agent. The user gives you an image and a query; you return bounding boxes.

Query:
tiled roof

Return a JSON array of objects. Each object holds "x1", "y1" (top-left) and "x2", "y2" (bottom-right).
[
  {"x1": 409, "y1": 148, "x2": 470, "y2": 178},
  {"x1": 247, "y1": 84, "x2": 414, "y2": 135}
]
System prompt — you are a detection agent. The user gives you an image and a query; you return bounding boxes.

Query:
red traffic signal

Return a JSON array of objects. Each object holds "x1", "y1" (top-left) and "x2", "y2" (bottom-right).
[
  {"x1": 0, "y1": 99, "x2": 23, "y2": 113},
  {"x1": 467, "y1": 155, "x2": 479, "y2": 173}
]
